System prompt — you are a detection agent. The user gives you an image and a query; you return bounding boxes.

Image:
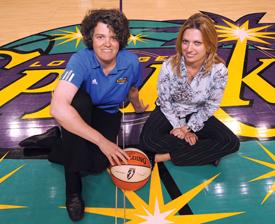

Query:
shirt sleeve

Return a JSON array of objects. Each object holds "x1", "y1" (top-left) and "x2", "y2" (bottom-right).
[
  {"x1": 187, "y1": 65, "x2": 228, "y2": 132},
  {"x1": 60, "y1": 53, "x2": 86, "y2": 88},
  {"x1": 157, "y1": 62, "x2": 181, "y2": 128},
  {"x1": 134, "y1": 60, "x2": 142, "y2": 88},
  {"x1": 131, "y1": 55, "x2": 142, "y2": 88}
]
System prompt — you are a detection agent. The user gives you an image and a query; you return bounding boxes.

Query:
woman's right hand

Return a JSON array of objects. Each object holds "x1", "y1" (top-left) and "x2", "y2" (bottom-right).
[
  {"x1": 170, "y1": 125, "x2": 190, "y2": 139},
  {"x1": 170, "y1": 127, "x2": 186, "y2": 139},
  {"x1": 184, "y1": 132, "x2": 198, "y2": 145},
  {"x1": 180, "y1": 125, "x2": 190, "y2": 135},
  {"x1": 98, "y1": 140, "x2": 130, "y2": 166}
]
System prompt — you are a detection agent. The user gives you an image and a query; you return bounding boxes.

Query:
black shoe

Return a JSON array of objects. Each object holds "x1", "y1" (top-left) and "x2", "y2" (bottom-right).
[
  {"x1": 212, "y1": 159, "x2": 221, "y2": 167},
  {"x1": 19, "y1": 126, "x2": 60, "y2": 148},
  {"x1": 66, "y1": 193, "x2": 85, "y2": 221}
]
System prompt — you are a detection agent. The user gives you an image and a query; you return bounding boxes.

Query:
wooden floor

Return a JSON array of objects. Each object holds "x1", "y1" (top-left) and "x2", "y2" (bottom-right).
[
  {"x1": 0, "y1": 1, "x2": 275, "y2": 224},
  {"x1": 1, "y1": 0, "x2": 275, "y2": 46}
]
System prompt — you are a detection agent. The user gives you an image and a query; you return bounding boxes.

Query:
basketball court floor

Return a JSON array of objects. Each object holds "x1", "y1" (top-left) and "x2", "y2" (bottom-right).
[{"x1": 0, "y1": 0, "x2": 275, "y2": 223}]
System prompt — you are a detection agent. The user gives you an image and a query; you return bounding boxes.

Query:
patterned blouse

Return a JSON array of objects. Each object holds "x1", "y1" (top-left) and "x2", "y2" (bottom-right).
[{"x1": 156, "y1": 57, "x2": 228, "y2": 132}]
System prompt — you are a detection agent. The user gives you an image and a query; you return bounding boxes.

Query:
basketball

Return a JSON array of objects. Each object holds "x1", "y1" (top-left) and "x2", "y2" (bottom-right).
[{"x1": 110, "y1": 148, "x2": 152, "y2": 191}]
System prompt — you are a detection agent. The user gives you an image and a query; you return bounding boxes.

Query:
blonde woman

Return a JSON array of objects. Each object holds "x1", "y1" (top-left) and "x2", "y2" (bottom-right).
[{"x1": 140, "y1": 13, "x2": 239, "y2": 166}]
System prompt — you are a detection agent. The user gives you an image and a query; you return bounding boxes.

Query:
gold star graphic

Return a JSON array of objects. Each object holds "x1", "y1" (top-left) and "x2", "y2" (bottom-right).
[
  {"x1": 81, "y1": 163, "x2": 244, "y2": 223},
  {"x1": 243, "y1": 142, "x2": 275, "y2": 204},
  {"x1": 51, "y1": 26, "x2": 82, "y2": 48},
  {"x1": 216, "y1": 20, "x2": 275, "y2": 44},
  {"x1": 0, "y1": 151, "x2": 26, "y2": 210},
  {"x1": 214, "y1": 18, "x2": 275, "y2": 137},
  {"x1": 128, "y1": 33, "x2": 146, "y2": 45}
]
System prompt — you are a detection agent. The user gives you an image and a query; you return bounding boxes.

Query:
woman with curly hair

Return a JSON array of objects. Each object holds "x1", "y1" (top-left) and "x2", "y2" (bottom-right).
[
  {"x1": 49, "y1": 9, "x2": 147, "y2": 221},
  {"x1": 140, "y1": 13, "x2": 239, "y2": 167}
]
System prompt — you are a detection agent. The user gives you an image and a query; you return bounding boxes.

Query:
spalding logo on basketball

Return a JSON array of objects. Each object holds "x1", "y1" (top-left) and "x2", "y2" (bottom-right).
[{"x1": 110, "y1": 148, "x2": 152, "y2": 191}]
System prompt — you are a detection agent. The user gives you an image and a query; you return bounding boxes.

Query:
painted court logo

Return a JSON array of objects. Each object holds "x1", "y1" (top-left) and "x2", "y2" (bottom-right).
[
  {"x1": 0, "y1": 11, "x2": 275, "y2": 224},
  {"x1": 0, "y1": 12, "x2": 275, "y2": 149}
]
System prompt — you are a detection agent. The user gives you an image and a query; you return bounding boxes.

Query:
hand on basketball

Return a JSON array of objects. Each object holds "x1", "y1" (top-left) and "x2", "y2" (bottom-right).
[
  {"x1": 184, "y1": 132, "x2": 198, "y2": 145},
  {"x1": 98, "y1": 140, "x2": 130, "y2": 166}
]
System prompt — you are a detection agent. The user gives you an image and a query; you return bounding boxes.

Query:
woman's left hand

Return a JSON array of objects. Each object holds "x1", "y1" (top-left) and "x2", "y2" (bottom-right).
[
  {"x1": 128, "y1": 87, "x2": 149, "y2": 113},
  {"x1": 133, "y1": 99, "x2": 149, "y2": 113}
]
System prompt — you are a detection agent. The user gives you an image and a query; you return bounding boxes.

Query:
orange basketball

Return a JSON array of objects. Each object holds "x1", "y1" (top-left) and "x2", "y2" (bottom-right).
[{"x1": 110, "y1": 148, "x2": 152, "y2": 191}]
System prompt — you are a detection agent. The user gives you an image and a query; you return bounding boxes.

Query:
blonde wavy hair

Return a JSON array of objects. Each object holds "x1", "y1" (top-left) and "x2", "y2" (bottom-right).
[{"x1": 170, "y1": 13, "x2": 224, "y2": 76}]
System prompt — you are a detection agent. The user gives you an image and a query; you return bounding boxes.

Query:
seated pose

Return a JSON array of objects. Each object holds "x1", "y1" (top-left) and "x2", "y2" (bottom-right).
[
  {"x1": 139, "y1": 13, "x2": 239, "y2": 166},
  {"x1": 26, "y1": 9, "x2": 147, "y2": 221}
]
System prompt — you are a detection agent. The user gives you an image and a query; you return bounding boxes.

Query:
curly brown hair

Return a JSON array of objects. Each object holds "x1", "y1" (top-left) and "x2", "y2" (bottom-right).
[{"x1": 80, "y1": 9, "x2": 130, "y2": 50}]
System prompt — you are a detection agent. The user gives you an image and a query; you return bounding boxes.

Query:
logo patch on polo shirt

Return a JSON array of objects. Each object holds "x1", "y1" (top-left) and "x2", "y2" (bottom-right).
[
  {"x1": 116, "y1": 77, "x2": 128, "y2": 84},
  {"x1": 92, "y1": 79, "x2": 98, "y2": 85}
]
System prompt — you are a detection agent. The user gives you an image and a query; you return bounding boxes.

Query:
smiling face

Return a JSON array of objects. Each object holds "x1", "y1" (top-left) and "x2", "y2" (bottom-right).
[
  {"x1": 181, "y1": 28, "x2": 208, "y2": 67},
  {"x1": 92, "y1": 22, "x2": 120, "y2": 68}
]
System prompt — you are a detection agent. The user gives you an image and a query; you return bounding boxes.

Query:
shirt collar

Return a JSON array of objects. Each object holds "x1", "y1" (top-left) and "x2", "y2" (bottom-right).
[
  {"x1": 88, "y1": 49, "x2": 128, "y2": 72},
  {"x1": 180, "y1": 56, "x2": 206, "y2": 76},
  {"x1": 114, "y1": 50, "x2": 129, "y2": 71},
  {"x1": 89, "y1": 50, "x2": 101, "y2": 69}
]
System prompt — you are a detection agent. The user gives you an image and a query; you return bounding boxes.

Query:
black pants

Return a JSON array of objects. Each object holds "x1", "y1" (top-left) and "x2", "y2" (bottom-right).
[
  {"x1": 54, "y1": 90, "x2": 122, "y2": 196},
  {"x1": 139, "y1": 107, "x2": 239, "y2": 166}
]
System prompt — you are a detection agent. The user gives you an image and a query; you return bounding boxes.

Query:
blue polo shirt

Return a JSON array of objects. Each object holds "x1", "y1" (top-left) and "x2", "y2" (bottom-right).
[{"x1": 61, "y1": 48, "x2": 142, "y2": 113}]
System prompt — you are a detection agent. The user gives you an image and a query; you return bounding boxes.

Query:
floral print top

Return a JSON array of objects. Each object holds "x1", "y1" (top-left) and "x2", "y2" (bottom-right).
[{"x1": 156, "y1": 57, "x2": 228, "y2": 132}]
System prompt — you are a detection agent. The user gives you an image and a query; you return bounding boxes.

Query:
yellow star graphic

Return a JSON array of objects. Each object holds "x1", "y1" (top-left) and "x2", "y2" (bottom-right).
[
  {"x1": 82, "y1": 163, "x2": 244, "y2": 223},
  {"x1": 51, "y1": 26, "x2": 83, "y2": 48},
  {"x1": 0, "y1": 151, "x2": 26, "y2": 210},
  {"x1": 243, "y1": 142, "x2": 275, "y2": 204},
  {"x1": 216, "y1": 20, "x2": 275, "y2": 44},
  {"x1": 128, "y1": 33, "x2": 146, "y2": 45}
]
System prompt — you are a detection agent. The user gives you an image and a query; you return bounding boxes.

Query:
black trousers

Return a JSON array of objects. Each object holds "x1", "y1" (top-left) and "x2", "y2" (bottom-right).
[
  {"x1": 52, "y1": 89, "x2": 122, "y2": 195},
  {"x1": 139, "y1": 107, "x2": 239, "y2": 166}
]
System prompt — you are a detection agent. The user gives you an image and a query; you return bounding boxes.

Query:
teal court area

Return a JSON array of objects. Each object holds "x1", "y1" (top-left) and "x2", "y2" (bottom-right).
[{"x1": 1, "y1": 140, "x2": 275, "y2": 223}]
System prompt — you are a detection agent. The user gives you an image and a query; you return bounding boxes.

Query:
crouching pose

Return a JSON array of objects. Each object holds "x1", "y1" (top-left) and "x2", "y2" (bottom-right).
[{"x1": 49, "y1": 9, "x2": 146, "y2": 221}]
